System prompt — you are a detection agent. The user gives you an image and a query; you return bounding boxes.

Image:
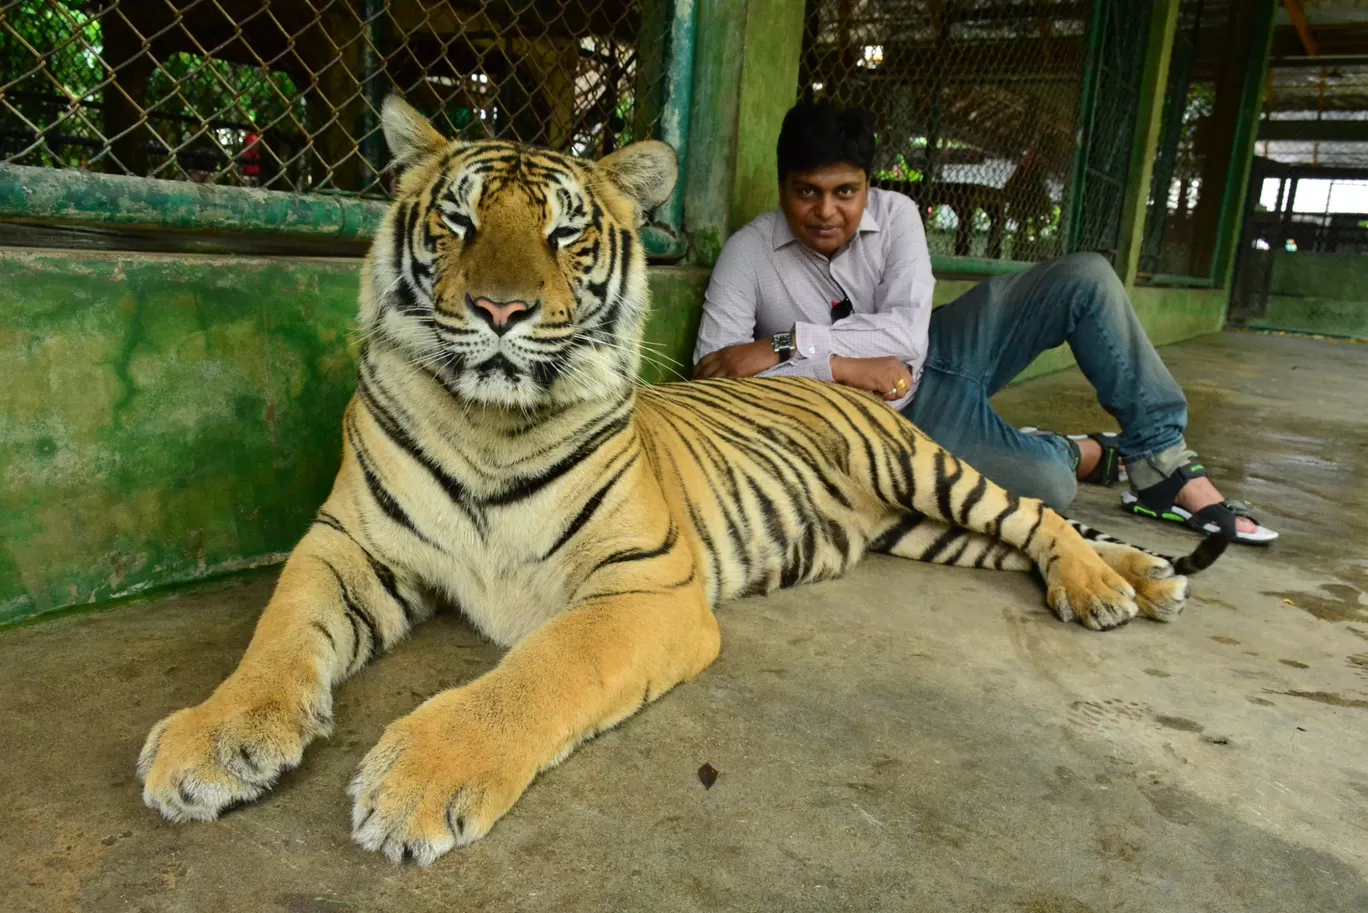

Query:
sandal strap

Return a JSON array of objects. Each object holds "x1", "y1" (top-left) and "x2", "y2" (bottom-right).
[
  {"x1": 1078, "y1": 433, "x2": 1124, "y2": 486},
  {"x1": 1192, "y1": 500, "x2": 1261, "y2": 541},
  {"x1": 1191, "y1": 501, "x2": 1238, "y2": 540},
  {"x1": 1214, "y1": 499, "x2": 1261, "y2": 522},
  {"x1": 1131, "y1": 459, "x2": 1209, "y2": 512}
]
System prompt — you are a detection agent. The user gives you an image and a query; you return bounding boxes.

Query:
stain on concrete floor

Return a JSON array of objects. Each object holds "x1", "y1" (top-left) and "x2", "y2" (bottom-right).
[{"x1": 2, "y1": 331, "x2": 1367, "y2": 912}]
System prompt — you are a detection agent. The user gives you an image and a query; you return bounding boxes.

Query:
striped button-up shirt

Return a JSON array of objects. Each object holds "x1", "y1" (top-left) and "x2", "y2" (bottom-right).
[{"x1": 691, "y1": 187, "x2": 936, "y2": 410}]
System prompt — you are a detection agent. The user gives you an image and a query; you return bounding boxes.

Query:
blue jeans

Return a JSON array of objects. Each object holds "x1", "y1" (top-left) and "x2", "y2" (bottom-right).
[{"x1": 902, "y1": 252, "x2": 1190, "y2": 511}]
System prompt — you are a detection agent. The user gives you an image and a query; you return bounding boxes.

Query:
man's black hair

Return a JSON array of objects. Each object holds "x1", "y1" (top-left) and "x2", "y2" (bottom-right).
[{"x1": 776, "y1": 102, "x2": 875, "y2": 182}]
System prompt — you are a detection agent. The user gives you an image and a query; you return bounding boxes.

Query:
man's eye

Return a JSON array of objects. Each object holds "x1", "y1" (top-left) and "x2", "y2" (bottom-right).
[
  {"x1": 441, "y1": 211, "x2": 475, "y2": 239},
  {"x1": 548, "y1": 225, "x2": 582, "y2": 250}
]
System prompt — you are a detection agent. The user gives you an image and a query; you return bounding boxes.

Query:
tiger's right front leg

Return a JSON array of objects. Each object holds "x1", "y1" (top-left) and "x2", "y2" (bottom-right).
[{"x1": 138, "y1": 520, "x2": 421, "y2": 822}]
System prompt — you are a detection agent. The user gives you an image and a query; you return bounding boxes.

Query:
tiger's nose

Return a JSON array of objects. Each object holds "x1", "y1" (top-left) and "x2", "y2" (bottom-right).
[{"x1": 468, "y1": 295, "x2": 536, "y2": 336}]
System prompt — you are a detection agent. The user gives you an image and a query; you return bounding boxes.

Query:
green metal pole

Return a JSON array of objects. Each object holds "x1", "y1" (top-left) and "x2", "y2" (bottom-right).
[
  {"x1": 0, "y1": 163, "x2": 387, "y2": 239},
  {"x1": 1064, "y1": 0, "x2": 1110, "y2": 253},
  {"x1": 656, "y1": 0, "x2": 697, "y2": 238},
  {"x1": 1212, "y1": 0, "x2": 1278, "y2": 291},
  {"x1": 359, "y1": 0, "x2": 387, "y2": 181},
  {"x1": 681, "y1": 0, "x2": 747, "y2": 267},
  {"x1": 1116, "y1": 0, "x2": 1180, "y2": 288}
]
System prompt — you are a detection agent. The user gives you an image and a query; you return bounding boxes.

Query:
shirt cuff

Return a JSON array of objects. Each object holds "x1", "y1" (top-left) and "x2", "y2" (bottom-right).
[
  {"x1": 793, "y1": 321, "x2": 832, "y2": 362},
  {"x1": 783, "y1": 352, "x2": 834, "y2": 383}
]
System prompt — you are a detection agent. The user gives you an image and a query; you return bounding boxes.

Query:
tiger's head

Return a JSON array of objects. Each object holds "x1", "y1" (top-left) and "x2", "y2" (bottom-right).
[{"x1": 360, "y1": 95, "x2": 677, "y2": 409}]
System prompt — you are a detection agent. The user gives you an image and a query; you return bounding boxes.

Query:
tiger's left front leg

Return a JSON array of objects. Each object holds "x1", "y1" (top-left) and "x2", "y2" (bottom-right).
[{"x1": 348, "y1": 574, "x2": 721, "y2": 865}]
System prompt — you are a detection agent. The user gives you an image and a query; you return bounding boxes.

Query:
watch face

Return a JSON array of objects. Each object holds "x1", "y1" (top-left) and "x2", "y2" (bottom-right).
[{"x1": 773, "y1": 331, "x2": 794, "y2": 352}]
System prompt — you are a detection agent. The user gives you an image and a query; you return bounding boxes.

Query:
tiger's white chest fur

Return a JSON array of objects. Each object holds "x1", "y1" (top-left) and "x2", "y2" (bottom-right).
[
  {"x1": 423, "y1": 521, "x2": 578, "y2": 647},
  {"x1": 342, "y1": 351, "x2": 642, "y2": 647}
]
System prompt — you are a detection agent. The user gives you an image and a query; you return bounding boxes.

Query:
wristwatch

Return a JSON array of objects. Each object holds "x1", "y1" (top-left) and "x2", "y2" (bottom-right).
[{"x1": 772, "y1": 330, "x2": 796, "y2": 361}]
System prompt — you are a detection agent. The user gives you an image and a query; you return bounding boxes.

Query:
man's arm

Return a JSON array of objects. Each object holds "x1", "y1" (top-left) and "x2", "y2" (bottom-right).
[
  {"x1": 692, "y1": 229, "x2": 835, "y2": 382},
  {"x1": 691, "y1": 236, "x2": 761, "y2": 366},
  {"x1": 792, "y1": 193, "x2": 935, "y2": 383}
]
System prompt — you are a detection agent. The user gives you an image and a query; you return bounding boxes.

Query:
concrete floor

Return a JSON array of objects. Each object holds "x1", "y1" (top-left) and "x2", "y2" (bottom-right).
[{"x1": 3, "y1": 331, "x2": 1367, "y2": 913}]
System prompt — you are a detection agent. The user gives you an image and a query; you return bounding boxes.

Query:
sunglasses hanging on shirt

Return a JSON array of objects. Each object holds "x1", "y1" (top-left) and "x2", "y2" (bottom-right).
[{"x1": 828, "y1": 274, "x2": 854, "y2": 323}]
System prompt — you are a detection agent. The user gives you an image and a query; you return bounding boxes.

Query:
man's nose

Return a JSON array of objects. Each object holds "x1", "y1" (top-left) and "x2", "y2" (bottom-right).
[
  {"x1": 815, "y1": 195, "x2": 837, "y2": 220},
  {"x1": 468, "y1": 295, "x2": 535, "y2": 336}
]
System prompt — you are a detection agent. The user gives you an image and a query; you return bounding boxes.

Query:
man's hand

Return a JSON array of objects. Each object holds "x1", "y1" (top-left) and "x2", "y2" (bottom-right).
[
  {"x1": 831, "y1": 355, "x2": 915, "y2": 401},
  {"x1": 693, "y1": 339, "x2": 781, "y2": 380}
]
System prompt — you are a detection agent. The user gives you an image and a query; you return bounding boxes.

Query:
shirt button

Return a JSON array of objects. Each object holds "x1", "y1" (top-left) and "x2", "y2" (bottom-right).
[{"x1": 806, "y1": 347, "x2": 815, "y2": 354}]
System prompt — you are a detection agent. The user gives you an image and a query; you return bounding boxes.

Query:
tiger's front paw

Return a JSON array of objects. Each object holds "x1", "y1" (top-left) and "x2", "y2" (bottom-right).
[
  {"x1": 1044, "y1": 551, "x2": 1139, "y2": 631},
  {"x1": 137, "y1": 689, "x2": 331, "y2": 823},
  {"x1": 349, "y1": 695, "x2": 537, "y2": 865}
]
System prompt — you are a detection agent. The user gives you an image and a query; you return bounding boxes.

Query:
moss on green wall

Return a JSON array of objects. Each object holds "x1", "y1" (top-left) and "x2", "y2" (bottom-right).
[
  {"x1": 0, "y1": 252, "x2": 708, "y2": 627},
  {"x1": 0, "y1": 251, "x2": 358, "y2": 626}
]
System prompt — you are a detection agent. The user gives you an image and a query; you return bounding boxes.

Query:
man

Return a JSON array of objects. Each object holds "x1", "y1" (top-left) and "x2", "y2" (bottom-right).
[{"x1": 692, "y1": 103, "x2": 1275, "y2": 545}]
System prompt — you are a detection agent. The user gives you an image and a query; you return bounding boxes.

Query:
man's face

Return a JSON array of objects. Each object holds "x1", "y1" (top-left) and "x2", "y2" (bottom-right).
[{"x1": 779, "y1": 162, "x2": 869, "y2": 257}]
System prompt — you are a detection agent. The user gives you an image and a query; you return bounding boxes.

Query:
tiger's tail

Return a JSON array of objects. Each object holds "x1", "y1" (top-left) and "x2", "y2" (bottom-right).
[
  {"x1": 1066, "y1": 519, "x2": 1228, "y2": 576},
  {"x1": 1169, "y1": 533, "x2": 1228, "y2": 576}
]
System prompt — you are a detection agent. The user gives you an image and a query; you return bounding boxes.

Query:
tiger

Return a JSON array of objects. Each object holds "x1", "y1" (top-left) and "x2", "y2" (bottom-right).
[{"x1": 136, "y1": 95, "x2": 1226, "y2": 866}]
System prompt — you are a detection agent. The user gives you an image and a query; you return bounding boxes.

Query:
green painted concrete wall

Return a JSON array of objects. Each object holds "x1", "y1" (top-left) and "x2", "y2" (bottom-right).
[
  {"x1": 1250, "y1": 252, "x2": 1368, "y2": 338},
  {"x1": 0, "y1": 251, "x2": 706, "y2": 626},
  {"x1": 1257, "y1": 297, "x2": 1368, "y2": 339},
  {"x1": 1269, "y1": 251, "x2": 1368, "y2": 301}
]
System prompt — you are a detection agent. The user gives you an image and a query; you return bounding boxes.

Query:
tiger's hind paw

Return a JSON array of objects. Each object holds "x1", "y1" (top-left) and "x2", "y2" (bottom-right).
[
  {"x1": 1133, "y1": 574, "x2": 1190, "y2": 622},
  {"x1": 1091, "y1": 545, "x2": 1190, "y2": 622},
  {"x1": 1044, "y1": 555, "x2": 1139, "y2": 631}
]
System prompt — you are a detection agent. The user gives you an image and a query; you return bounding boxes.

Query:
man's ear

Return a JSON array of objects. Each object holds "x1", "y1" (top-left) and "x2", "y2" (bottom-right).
[
  {"x1": 381, "y1": 94, "x2": 448, "y2": 170},
  {"x1": 597, "y1": 140, "x2": 678, "y2": 225}
]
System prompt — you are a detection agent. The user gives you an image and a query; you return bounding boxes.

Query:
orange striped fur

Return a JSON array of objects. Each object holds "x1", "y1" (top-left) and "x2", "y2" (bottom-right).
[{"x1": 138, "y1": 96, "x2": 1221, "y2": 865}]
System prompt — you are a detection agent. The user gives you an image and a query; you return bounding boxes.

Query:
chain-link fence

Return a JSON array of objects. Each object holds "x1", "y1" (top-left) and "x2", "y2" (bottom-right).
[
  {"x1": 798, "y1": 0, "x2": 1095, "y2": 263},
  {"x1": 1069, "y1": 0, "x2": 1152, "y2": 260},
  {"x1": 0, "y1": 0, "x2": 672, "y2": 198},
  {"x1": 1138, "y1": 0, "x2": 1262, "y2": 280}
]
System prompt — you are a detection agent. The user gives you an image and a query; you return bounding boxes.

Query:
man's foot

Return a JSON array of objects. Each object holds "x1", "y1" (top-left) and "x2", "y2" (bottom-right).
[
  {"x1": 1076, "y1": 436, "x2": 1125, "y2": 482},
  {"x1": 1173, "y1": 475, "x2": 1258, "y2": 536},
  {"x1": 1120, "y1": 460, "x2": 1278, "y2": 546},
  {"x1": 1020, "y1": 427, "x2": 1126, "y2": 485}
]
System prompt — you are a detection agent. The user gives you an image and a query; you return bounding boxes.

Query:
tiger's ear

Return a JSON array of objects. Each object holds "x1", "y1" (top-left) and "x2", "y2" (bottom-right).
[
  {"x1": 598, "y1": 140, "x2": 678, "y2": 224},
  {"x1": 381, "y1": 95, "x2": 448, "y2": 169}
]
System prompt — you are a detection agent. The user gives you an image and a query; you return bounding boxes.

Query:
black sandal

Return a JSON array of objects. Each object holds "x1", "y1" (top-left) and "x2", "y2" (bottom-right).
[
  {"x1": 1120, "y1": 461, "x2": 1278, "y2": 545},
  {"x1": 1020, "y1": 428, "x2": 1127, "y2": 486},
  {"x1": 1074, "y1": 432, "x2": 1126, "y2": 486}
]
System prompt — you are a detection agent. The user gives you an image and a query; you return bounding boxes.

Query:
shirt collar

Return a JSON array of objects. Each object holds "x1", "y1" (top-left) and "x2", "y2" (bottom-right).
[{"x1": 770, "y1": 200, "x2": 883, "y2": 254}]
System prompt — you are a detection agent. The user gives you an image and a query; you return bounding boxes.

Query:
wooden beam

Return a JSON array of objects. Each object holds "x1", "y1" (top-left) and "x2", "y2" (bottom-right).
[
  {"x1": 1281, "y1": 0, "x2": 1319, "y2": 57},
  {"x1": 1258, "y1": 119, "x2": 1368, "y2": 142}
]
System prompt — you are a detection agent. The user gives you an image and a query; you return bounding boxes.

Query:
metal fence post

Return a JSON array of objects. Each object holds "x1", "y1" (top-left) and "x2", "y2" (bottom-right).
[
  {"x1": 1213, "y1": 0, "x2": 1278, "y2": 291},
  {"x1": 644, "y1": 0, "x2": 697, "y2": 259},
  {"x1": 1116, "y1": 0, "x2": 1181, "y2": 288},
  {"x1": 1064, "y1": 0, "x2": 1109, "y2": 255}
]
